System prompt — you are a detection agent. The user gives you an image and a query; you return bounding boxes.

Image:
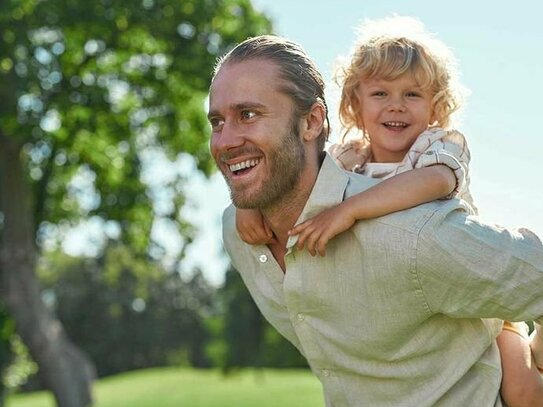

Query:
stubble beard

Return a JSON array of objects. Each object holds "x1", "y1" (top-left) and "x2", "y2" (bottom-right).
[{"x1": 229, "y1": 121, "x2": 306, "y2": 210}]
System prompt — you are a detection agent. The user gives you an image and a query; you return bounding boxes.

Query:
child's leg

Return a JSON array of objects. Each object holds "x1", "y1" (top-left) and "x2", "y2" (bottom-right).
[
  {"x1": 531, "y1": 322, "x2": 543, "y2": 372},
  {"x1": 497, "y1": 321, "x2": 543, "y2": 407}
]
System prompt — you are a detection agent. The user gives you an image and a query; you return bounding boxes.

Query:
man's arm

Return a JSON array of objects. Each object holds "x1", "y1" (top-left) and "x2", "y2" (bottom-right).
[{"x1": 415, "y1": 204, "x2": 543, "y2": 324}]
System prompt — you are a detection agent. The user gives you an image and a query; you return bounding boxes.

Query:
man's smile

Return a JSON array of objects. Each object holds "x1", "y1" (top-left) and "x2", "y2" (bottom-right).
[{"x1": 228, "y1": 158, "x2": 261, "y2": 174}]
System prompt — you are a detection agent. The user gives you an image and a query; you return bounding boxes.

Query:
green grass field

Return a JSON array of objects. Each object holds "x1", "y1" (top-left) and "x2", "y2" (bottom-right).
[{"x1": 6, "y1": 367, "x2": 324, "y2": 407}]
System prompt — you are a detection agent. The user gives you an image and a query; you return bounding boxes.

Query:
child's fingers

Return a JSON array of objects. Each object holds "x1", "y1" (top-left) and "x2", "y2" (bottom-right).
[
  {"x1": 312, "y1": 221, "x2": 343, "y2": 256},
  {"x1": 240, "y1": 234, "x2": 256, "y2": 245},
  {"x1": 240, "y1": 229, "x2": 270, "y2": 245},
  {"x1": 315, "y1": 226, "x2": 336, "y2": 257},
  {"x1": 316, "y1": 243, "x2": 326, "y2": 257},
  {"x1": 296, "y1": 228, "x2": 309, "y2": 250},
  {"x1": 305, "y1": 229, "x2": 325, "y2": 256},
  {"x1": 298, "y1": 229, "x2": 317, "y2": 253},
  {"x1": 248, "y1": 231, "x2": 261, "y2": 245},
  {"x1": 254, "y1": 227, "x2": 268, "y2": 240},
  {"x1": 256, "y1": 231, "x2": 276, "y2": 245},
  {"x1": 295, "y1": 222, "x2": 316, "y2": 250},
  {"x1": 289, "y1": 220, "x2": 310, "y2": 236},
  {"x1": 238, "y1": 228, "x2": 252, "y2": 244},
  {"x1": 317, "y1": 224, "x2": 344, "y2": 255},
  {"x1": 316, "y1": 236, "x2": 329, "y2": 257},
  {"x1": 263, "y1": 221, "x2": 274, "y2": 238}
]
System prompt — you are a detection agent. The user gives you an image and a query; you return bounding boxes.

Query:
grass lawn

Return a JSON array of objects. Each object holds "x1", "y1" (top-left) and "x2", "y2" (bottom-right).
[{"x1": 6, "y1": 367, "x2": 325, "y2": 407}]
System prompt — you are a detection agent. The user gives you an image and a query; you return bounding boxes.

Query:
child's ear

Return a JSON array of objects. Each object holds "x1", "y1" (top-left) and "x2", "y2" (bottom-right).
[
  {"x1": 429, "y1": 108, "x2": 438, "y2": 127},
  {"x1": 301, "y1": 101, "x2": 326, "y2": 142}
]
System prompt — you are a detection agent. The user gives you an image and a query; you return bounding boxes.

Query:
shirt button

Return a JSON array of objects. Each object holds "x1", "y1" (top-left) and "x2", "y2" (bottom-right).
[
  {"x1": 297, "y1": 313, "x2": 305, "y2": 321},
  {"x1": 259, "y1": 254, "x2": 268, "y2": 263},
  {"x1": 322, "y1": 369, "x2": 330, "y2": 377}
]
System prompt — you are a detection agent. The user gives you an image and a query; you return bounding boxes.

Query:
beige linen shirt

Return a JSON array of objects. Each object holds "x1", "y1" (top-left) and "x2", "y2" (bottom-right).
[{"x1": 222, "y1": 154, "x2": 543, "y2": 407}]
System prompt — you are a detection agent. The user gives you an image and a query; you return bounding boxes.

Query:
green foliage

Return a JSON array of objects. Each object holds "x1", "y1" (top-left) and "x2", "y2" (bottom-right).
[
  {"x1": 220, "y1": 268, "x2": 264, "y2": 369},
  {"x1": 2, "y1": 336, "x2": 38, "y2": 395},
  {"x1": 0, "y1": 305, "x2": 15, "y2": 404},
  {"x1": 7, "y1": 367, "x2": 324, "y2": 407},
  {"x1": 38, "y1": 245, "x2": 217, "y2": 377},
  {"x1": 202, "y1": 316, "x2": 227, "y2": 368},
  {"x1": 0, "y1": 0, "x2": 272, "y2": 251},
  {"x1": 260, "y1": 327, "x2": 308, "y2": 368},
  {"x1": 0, "y1": 1, "x2": 274, "y2": 401},
  {"x1": 218, "y1": 268, "x2": 307, "y2": 371}
]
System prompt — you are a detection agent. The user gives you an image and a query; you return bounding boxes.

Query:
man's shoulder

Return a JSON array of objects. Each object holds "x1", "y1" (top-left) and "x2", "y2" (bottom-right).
[
  {"x1": 221, "y1": 204, "x2": 257, "y2": 268},
  {"x1": 222, "y1": 204, "x2": 238, "y2": 237},
  {"x1": 343, "y1": 170, "x2": 379, "y2": 191},
  {"x1": 345, "y1": 172, "x2": 471, "y2": 234}
]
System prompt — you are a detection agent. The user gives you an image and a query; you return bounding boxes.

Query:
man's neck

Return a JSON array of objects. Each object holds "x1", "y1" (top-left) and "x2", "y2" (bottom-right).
[
  {"x1": 262, "y1": 199, "x2": 305, "y2": 273},
  {"x1": 263, "y1": 196, "x2": 307, "y2": 247},
  {"x1": 261, "y1": 153, "x2": 324, "y2": 270}
]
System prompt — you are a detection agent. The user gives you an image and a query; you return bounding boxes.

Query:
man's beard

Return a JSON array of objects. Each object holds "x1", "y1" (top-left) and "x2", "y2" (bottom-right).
[{"x1": 229, "y1": 120, "x2": 306, "y2": 210}]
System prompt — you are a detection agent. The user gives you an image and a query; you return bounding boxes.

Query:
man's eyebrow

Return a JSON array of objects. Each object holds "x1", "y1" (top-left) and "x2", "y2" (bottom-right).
[{"x1": 233, "y1": 102, "x2": 266, "y2": 110}]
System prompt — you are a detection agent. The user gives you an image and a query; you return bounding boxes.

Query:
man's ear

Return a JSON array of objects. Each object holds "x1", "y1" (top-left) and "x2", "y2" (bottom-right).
[{"x1": 301, "y1": 101, "x2": 326, "y2": 142}]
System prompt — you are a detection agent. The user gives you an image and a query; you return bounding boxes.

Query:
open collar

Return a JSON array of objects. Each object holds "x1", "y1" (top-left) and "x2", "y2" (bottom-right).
[{"x1": 286, "y1": 153, "x2": 350, "y2": 250}]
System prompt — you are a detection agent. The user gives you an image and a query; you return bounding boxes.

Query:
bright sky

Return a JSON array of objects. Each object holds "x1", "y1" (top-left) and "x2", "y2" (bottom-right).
[{"x1": 184, "y1": 0, "x2": 543, "y2": 285}]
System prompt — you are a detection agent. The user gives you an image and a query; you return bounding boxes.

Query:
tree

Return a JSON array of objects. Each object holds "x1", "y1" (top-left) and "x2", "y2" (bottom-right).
[
  {"x1": 219, "y1": 268, "x2": 307, "y2": 371},
  {"x1": 221, "y1": 267, "x2": 265, "y2": 370},
  {"x1": 0, "y1": 1, "x2": 271, "y2": 406},
  {"x1": 39, "y1": 245, "x2": 215, "y2": 377}
]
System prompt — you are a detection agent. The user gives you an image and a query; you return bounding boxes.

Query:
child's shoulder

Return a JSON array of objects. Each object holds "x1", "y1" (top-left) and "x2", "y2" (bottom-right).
[
  {"x1": 328, "y1": 138, "x2": 371, "y2": 172},
  {"x1": 412, "y1": 127, "x2": 470, "y2": 160},
  {"x1": 417, "y1": 127, "x2": 467, "y2": 144}
]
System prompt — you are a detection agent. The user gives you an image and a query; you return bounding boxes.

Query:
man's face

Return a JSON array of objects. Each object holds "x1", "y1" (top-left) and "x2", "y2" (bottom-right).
[{"x1": 208, "y1": 59, "x2": 305, "y2": 209}]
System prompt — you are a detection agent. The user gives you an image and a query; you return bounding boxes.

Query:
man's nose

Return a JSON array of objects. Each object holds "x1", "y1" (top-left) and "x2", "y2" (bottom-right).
[{"x1": 211, "y1": 120, "x2": 244, "y2": 152}]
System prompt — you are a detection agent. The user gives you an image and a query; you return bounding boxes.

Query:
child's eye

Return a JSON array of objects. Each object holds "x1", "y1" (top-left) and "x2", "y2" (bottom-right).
[
  {"x1": 370, "y1": 90, "x2": 387, "y2": 98},
  {"x1": 406, "y1": 91, "x2": 421, "y2": 98},
  {"x1": 241, "y1": 110, "x2": 257, "y2": 120}
]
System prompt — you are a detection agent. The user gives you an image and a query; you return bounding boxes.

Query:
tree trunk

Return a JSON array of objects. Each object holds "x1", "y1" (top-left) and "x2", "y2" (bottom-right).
[{"x1": 0, "y1": 134, "x2": 95, "y2": 407}]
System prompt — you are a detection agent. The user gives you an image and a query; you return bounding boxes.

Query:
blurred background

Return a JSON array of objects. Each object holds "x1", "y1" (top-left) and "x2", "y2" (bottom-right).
[{"x1": 1, "y1": 1, "x2": 542, "y2": 406}]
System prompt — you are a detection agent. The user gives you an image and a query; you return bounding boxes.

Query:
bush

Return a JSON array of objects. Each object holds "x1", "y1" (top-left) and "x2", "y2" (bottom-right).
[{"x1": 38, "y1": 244, "x2": 215, "y2": 378}]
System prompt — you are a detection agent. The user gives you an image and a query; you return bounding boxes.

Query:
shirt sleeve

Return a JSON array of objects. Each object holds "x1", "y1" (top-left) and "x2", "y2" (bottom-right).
[
  {"x1": 415, "y1": 203, "x2": 543, "y2": 325},
  {"x1": 413, "y1": 129, "x2": 471, "y2": 199}
]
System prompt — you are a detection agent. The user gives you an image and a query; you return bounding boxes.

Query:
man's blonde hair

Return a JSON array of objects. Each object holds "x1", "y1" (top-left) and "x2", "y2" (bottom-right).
[{"x1": 337, "y1": 16, "x2": 467, "y2": 139}]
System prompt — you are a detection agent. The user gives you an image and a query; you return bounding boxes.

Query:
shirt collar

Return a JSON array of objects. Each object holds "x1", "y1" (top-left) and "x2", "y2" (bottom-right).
[{"x1": 286, "y1": 153, "x2": 350, "y2": 249}]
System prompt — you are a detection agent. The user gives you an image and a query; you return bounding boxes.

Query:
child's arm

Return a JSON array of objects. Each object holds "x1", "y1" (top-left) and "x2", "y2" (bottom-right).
[
  {"x1": 289, "y1": 165, "x2": 456, "y2": 256},
  {"x1": 236, "y1": 208, "x2": 276, "y2": 245}
]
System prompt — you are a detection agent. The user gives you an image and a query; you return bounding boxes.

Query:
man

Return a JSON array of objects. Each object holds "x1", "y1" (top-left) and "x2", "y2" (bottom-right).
[{"x1": 208, "y1": 35, "x2": 543, "y2": 406}]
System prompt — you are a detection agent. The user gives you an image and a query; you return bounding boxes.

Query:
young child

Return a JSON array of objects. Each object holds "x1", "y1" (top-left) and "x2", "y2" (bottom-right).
[{"x1": 235, "y1": 16, "x2": 543, "y2": 406}]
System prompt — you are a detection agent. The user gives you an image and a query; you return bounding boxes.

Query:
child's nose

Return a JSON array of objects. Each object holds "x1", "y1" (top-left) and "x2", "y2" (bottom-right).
[{"x1": 387, "y1": 100, "x2": 406, "y2": 112}]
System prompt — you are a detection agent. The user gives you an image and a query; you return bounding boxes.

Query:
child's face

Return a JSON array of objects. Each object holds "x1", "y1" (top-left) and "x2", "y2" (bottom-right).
[{"x1": 358, "y1": 73, "x2": 434, "y2": 163}]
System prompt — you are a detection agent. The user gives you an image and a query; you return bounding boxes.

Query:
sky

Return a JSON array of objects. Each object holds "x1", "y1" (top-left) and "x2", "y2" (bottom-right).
[{"x1": 184, "y1": 0, "x2": 543, "y2": 285}]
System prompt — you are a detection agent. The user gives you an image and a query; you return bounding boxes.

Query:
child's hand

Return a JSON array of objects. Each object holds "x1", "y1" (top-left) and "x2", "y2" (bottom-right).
[
  {"x1": 288, "y1": 202, "x2": 357, "y2": 257},
  {"x1": 236, "y1": 208, "x2": 275, "y2": 245}
]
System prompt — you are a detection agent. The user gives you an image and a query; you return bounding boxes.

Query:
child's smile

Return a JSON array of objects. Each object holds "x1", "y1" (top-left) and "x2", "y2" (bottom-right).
[{"x1": 382, "y1": 121, "x2": 409, "y2": 130}]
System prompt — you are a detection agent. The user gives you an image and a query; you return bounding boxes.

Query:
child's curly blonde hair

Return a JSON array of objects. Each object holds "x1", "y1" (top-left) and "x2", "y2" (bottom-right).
[{"x1": 337, "y1": 16, "x2": 468, "y2": 139}]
